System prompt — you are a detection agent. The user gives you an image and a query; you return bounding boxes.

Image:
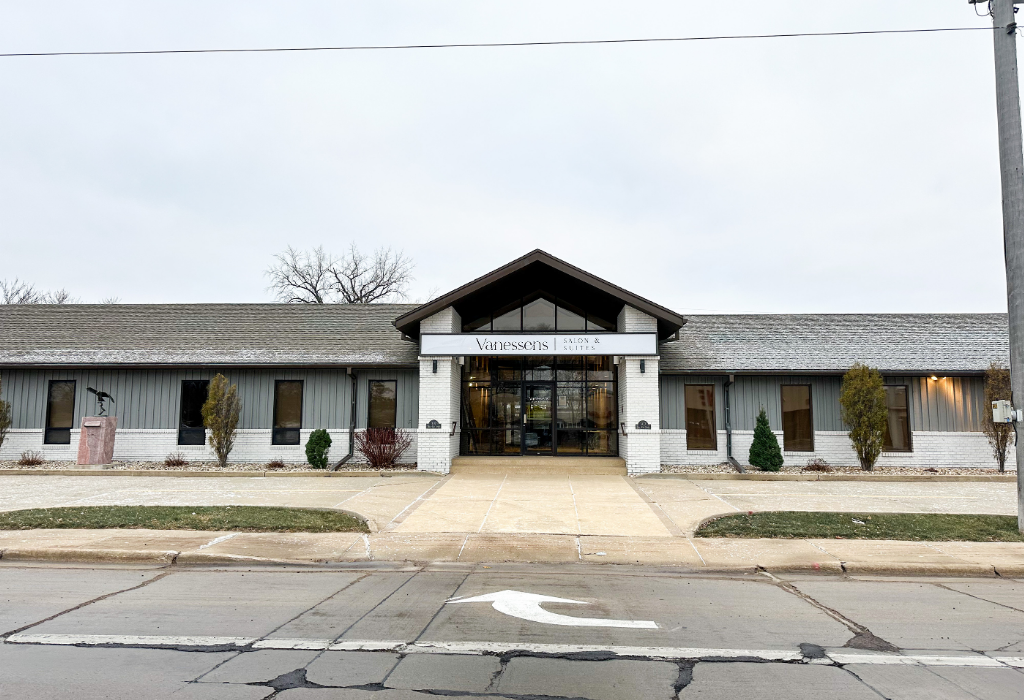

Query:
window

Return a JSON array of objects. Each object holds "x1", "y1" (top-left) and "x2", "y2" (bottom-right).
[
  {"x1": 368, "y1": 380, "x2": 397, "y2": 429},
  {"x1": 460, "y1": 297, "x2": 616, "y2": 333},
  {"x1": 781, "y1": 384, "x2": 813, "y2": 452},
  {"x1": 883, "y1": 385, "x2": 912, "y2": 452},
  {"x1": 45, "y1": 380, "x2": 76, "y2": 444},
  {"x1": 178, "y1": 380, "x2": 209, "y2": 445},
  {"x1": 272, "y1": 380, "x2": 303, "y2": 445},
  {"x1": 685, "y1": 384, "x2": 717, "y2": 450}
]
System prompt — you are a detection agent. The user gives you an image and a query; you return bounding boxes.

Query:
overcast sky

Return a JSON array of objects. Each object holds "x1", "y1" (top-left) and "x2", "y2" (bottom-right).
[{"x1": 0, "y1": 1, "x2": 1014, "y2": 313}]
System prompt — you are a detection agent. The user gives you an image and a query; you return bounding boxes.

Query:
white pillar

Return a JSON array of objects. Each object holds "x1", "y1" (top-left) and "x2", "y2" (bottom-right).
[
  {"x1": 416, "y1": 307, "x2": 461, "y2": 473},
  {"x1": 617, "y1": 305, "x2": 661, "y2": 474}
]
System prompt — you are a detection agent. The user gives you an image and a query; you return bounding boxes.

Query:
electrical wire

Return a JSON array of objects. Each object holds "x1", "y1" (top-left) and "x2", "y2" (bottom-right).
[{"x1": 0, "y1": 26, "x2": 995, "y2": 59}]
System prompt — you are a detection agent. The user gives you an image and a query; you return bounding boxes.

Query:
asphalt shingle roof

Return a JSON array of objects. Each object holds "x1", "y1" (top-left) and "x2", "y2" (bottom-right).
[
  {"x1": 0, "y1": 306, "x2": 1009, "y2": 373},
  {"x1": 659, "y1": 314, "x2": 1009, "y2": 374},
  {"x1": 0, "y1": 304, "x2": 421, "y2": 366}
]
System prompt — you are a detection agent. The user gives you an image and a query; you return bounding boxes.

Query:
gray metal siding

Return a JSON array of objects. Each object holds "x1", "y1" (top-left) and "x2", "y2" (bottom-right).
[
  {"x1": 661, "y1": 373, "x2": 986, "y2": 434},
  {"x1": 355, "y1": 370, "x2": 419, "y2": 429},
  {"x1": 0, "y1": 368, "x2": 418, "y2": 432},
  {"x1": 660, "y1": 376, "x2": 726, "y2": 430}
]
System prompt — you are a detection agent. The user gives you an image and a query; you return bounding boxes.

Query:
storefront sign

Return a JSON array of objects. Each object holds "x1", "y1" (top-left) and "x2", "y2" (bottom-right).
[{"x1": 419, "y1": 333, "x2": 658, "y2": 356}]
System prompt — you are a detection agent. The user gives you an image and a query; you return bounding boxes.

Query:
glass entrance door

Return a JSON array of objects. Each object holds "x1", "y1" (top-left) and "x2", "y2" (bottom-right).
[{"x1": 522, "y1": 383, "x2": 553, "y2": 454}]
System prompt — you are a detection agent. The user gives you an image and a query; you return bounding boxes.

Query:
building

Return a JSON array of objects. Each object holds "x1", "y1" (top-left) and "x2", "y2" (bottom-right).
[{"x1": 0, "y1": 250, "x2": 1012, "y2": 471}]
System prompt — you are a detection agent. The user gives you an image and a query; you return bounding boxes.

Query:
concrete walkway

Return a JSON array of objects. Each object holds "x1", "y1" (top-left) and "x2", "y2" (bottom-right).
[{"x1": 1, "y1": 473, "x2": 1017, "y2": 536}]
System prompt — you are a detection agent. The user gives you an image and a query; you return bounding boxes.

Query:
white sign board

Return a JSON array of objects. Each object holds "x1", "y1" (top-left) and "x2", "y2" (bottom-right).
[{"x1": 419, "y1": 333, "x2": 657, "y2": 356}]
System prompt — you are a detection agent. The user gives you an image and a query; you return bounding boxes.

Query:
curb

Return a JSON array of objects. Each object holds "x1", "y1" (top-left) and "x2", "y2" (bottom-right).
[
  {"x1": 0, "y1": 547, "x2": 178, "y2": 564},
  {"x1": 0, "y1": 469, "x2": 440, "y2": 478},
  {"x1": 642, "y1": 473, "x2": 1018, "y2": 483}
]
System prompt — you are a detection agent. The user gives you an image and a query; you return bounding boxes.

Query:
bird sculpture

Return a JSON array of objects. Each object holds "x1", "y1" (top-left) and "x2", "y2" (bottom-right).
[{"x1": 86, "y1": 387, "x2": 115, "y2": 416}]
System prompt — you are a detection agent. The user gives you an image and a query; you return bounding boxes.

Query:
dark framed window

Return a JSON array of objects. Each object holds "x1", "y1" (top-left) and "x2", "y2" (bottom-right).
[
  {"x1": 45, "y1": 380, "x2": 76, "y2": 444},
  {"x1": 781, "y1": 384, "x2": 813, "y2": 452},
  {"x1": 272, "y1": 380, "x2": 303, "y2": 445},
  {"x1": 883, "y1": 385, "x2": 912, "y2": 452},
  {"x1": 460, "y1": 296, "x2": 616, "y2": 333},
  {"x1": 178, "y1": 380, "x2": 209, "y2": 445},
  {"x1": 368, "y1": 380, "x2": 398, "y2": 429},
  {"x1": 685, "y1": 384, "x2": 717, "y2": 450}
]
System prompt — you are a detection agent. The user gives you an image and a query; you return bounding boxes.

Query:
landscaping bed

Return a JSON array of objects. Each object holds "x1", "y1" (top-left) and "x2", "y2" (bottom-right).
[
  {"x1": 661, "y1": 463, "x2": 1016, "y2": 476},
  {"x1": 0, "y1": 460, "x2": 417, "y2": 473},
  {"x1": 695, "y1": 511, "x2": 1024, "y2": 542},
  {"x1": 0, "y1": 505, "x2": 370, "y2": 533}
]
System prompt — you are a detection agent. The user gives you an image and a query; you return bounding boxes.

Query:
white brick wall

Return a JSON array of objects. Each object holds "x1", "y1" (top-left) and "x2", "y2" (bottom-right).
[
  {"x1": 660, "y1": 428, "x2": 1016, "y2": 470},
  {"x1": 0, "y1": 428, "x2": 417, "y2": 466},
  {"x1": 617, "y1": 305, "x2": 661, "y2": 474},
  {"x1": 416, "y1": 307, "x2": 462, "y2": 473}
]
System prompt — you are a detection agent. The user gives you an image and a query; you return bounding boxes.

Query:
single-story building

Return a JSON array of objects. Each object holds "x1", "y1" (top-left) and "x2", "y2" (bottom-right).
[{"x1": 0, "y1": 250, "x2": 1012, "y2": 471}]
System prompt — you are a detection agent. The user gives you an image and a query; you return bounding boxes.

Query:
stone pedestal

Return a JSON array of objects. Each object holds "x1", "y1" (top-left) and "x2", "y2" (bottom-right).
[{"x1": 77, "y1": 416, "x2": 117, "y2": 465}]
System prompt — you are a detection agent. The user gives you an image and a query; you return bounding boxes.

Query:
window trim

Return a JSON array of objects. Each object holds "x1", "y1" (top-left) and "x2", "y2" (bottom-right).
[
  {"x1": 44, "y1": 379, "x2": 76, "y2": 445},
  {"x1": 780, "y1": 383, "x2": 814, "y2": 453},
  {"x1": 684, "y1": 383, "x2": 718, "y2": 451},
  {"x1": 367, "y1": 379, "x2": 398, "y2": 429},
  {"x1": 272, "y1": 379, "x2": 304, "y2": 446},
  {"x1": 882, "y1": 384, "x2": 913, "y2": 453}
]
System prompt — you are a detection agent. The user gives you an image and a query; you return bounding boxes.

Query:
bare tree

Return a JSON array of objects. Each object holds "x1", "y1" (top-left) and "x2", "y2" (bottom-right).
[
  {"x1": 101, "y1": 296, "x2": 122, "y2": 304},
  {"x1": 0, "y1": 279, "x2": 78, "y2": 304},
  {"x1": 330, "y1": 245, "x2": 412, "y2": 303},
  {"x1": 266, "y1": 246, "x2": 336, "y2": 303},
  {"x1": 266, "y1": 245, "x2": 413, "y2": 304}
]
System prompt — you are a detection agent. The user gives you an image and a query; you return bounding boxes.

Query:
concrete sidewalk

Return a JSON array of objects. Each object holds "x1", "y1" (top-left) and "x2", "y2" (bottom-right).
[{"x1": 1, "y1": 528, "x2": 1022, "y2": 576}]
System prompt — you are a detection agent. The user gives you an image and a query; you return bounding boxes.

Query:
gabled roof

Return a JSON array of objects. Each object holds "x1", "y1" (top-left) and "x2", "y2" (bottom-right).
[
  {"x1": 659, "y1": 313, "x2": 1009, "y2": 374},
  {"x1": 393, "y1": 249, "x2": 686, "y2": 339},
  {"x1": 0, "y1": 303, "x2": 420, "y2": 367}
]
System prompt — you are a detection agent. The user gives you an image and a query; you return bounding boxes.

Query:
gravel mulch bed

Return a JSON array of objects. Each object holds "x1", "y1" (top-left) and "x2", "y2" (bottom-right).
[
  {"x1": 0, "y1": 460, "x2": 419, "y2": 473},
  {"x1": 661, "y1": 463, "x2": 1016, "y2": 476}
]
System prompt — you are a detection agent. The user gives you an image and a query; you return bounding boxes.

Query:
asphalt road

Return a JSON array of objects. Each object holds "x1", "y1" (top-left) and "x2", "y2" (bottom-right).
[{"x1": 1, "y1": 562, "x2": 1022, "y2": 699}]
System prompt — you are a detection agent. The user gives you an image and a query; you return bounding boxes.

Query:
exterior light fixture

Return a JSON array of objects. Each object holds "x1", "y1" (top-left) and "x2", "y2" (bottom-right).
[
  {"x1": 433, "y1": 360, "x2": 438, "y2": 374},
  {"x1": 930, "y1": 375, "x2": 939, "y2": 381},
  {"x1": 640, "y1": 360, "x2": 646, "y2": 374}
]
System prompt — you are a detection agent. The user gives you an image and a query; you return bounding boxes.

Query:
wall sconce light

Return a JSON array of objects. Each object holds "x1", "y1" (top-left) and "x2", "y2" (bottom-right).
[
  {"x1": 640, "y1": 360, "x2": 646, "y2": 374},
  {"x1": 930, "y1": 375, "x2": 939, "y2": 381},
  {"x1": 432, "y1": 360, "x2": 438, "y2": 374}
]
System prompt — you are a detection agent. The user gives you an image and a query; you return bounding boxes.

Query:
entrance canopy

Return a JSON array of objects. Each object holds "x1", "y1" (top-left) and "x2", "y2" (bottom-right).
[{"x1": 394, "y1": 250, "x2": 685, "y2": 341}]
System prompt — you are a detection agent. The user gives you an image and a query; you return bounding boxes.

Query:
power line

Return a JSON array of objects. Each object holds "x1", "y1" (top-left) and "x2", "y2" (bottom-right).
[{"x1": 0, "y1": 26, "x2": 994, "y2": 59}]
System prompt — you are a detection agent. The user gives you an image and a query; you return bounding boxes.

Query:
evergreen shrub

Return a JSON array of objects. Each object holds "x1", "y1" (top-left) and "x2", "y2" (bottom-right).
[
  {"x1": 305, "y1": 429, "x2": 333, "y2": 469},
  {"x1": 749, "y1": 408, "x2": 784, "y2": 472}
]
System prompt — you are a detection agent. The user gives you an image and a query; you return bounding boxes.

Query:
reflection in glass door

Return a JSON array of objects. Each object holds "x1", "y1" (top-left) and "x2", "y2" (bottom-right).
[{"x1": 523, "y1": 383, "x2": 553, "y2": 454}]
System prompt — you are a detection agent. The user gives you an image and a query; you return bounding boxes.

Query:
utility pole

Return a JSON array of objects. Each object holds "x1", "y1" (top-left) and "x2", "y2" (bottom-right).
[{"x1": 981, "y1": 0, "x2": 1024, "y2": 531}]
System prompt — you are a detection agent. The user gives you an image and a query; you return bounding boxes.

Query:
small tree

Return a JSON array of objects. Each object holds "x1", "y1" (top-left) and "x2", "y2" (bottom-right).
[
  {"x1": 0, "y1": 376, "x2": 12, "y2": 454},
  {"x1": 840, "y1": 363, "x2": 888, "y2": 471},
  {"x1": 201, "y1": 374, "x2": 241, "y2": 468},
  {"x1": 983, "y1": 362, "x2": 1014, "y2": 472},
  {"x1": 749, "y1": 408, "x2": 784, "y2": 471},
  {"x1": 355, "y1": 428, "x2": 412, "y2": 469},
  {"x1": 305, "y1": 429, "x2": 333, "y2": 469}
]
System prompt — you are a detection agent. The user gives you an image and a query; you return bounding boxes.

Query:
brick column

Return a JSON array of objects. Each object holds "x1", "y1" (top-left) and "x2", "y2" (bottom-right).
[
  {"x1": 416, "y1": 307, "x2": 461, "y2": 473},
  {"x1": 617, "y1": 305, "x2": 661, "y2": 474}
]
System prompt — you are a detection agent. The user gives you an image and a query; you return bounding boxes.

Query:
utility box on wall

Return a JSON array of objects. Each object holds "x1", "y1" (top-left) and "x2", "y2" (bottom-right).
[{"x1": 77, "y1": 416, "x2": 117, "y2": 465}]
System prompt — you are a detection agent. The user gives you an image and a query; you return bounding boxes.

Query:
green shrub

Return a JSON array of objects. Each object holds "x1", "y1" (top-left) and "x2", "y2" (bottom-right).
[
  {"x1": 202, "y1": 374, "x2": 241, "y2": 469},
  {"x1": 839, "y1": 363, "x2": 887, "y2": 471},
  {"x1": 305, "y1": 429, "x2": 332, "y2": 469},
  {"x1": 749, "y1": 408, "x2": 783, "y2": 472}
]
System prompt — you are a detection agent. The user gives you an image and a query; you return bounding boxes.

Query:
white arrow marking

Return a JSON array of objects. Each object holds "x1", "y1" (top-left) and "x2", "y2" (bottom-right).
[{"x1": 447, "y1": 589, "x2": 658, "y2": 629}]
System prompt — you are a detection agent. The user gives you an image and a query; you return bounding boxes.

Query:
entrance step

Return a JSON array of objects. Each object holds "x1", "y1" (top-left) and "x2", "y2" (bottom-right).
[{"x1": 450, "y1": 456, "x2": 627, "y2": 476}]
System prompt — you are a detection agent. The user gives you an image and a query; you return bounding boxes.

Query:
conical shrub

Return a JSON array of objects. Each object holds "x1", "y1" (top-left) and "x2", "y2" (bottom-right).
[{"x1": 749, "y1": 407, "x2": 783, "y2": 472}]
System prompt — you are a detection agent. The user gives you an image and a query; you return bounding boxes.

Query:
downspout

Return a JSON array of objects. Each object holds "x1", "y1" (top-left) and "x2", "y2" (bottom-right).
[
  {"x1": 724, "y1": 374, "x2": 744, "y2": 473},
  {"x1": 333, "y1": 368, "x2": 357, "y2": 470}
]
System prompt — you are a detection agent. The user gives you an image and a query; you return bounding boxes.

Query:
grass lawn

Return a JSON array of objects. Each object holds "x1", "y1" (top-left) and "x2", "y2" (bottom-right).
[
  {"x1": 695, "y1": 511, "x2": 1024, "y2": 542},
  {"x1": 0, "y1": 506, "x2": 369, "y2": 533}
]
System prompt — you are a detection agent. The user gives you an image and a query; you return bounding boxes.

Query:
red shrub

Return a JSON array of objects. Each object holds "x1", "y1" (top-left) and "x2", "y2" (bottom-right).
[{"x1": 355, "y1": 428, "x2": 412, "y2": 469}]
